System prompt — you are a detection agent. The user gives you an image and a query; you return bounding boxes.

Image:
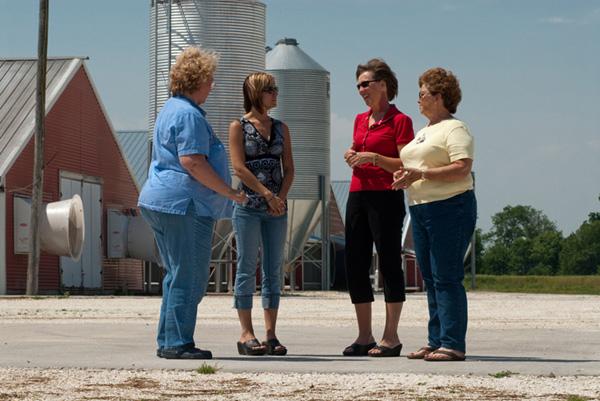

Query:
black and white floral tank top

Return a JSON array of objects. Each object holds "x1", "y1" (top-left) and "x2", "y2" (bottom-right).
[{"x1": 239, "y1": 117, "x2": 285, "y2": 210}]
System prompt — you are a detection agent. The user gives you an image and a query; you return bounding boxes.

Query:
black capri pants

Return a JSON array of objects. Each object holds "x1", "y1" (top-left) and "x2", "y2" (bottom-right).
[{"x1": 344, "y1": 190, "x2": 406, "y2": 304}]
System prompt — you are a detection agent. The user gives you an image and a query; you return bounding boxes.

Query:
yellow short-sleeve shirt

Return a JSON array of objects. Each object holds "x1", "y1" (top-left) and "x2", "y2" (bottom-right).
[{"x1": 400, "y1": 118, "x2": 474, "y2": 206}]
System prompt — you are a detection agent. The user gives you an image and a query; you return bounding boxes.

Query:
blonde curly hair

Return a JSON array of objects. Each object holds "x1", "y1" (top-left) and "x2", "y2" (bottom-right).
[{"x1": 169, "y1": 47, "x2": 219, "y2": 95}]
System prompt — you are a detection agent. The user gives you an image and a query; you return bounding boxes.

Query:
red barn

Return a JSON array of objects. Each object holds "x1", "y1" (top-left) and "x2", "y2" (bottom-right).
[{"x1": 0, "y1": 58, "x2": 143, "y2": 294}]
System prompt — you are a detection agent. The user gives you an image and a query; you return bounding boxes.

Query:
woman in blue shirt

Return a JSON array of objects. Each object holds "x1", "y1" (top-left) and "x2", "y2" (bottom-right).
[
  {"x1": 229, "y1": 72, "x2": 294, "y2": 356},
  {"x1": 139, "y1": 47, "x2": 246, "y2": 360}
]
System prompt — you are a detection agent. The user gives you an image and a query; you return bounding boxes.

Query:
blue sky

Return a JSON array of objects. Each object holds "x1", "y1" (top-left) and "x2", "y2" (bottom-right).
[{"x1": 1, "y1": 0, "x2": 599, "y2": 235}]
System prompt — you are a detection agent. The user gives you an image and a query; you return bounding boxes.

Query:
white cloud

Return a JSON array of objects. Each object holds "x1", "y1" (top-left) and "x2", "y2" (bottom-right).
[
  {"x1": 540, "y1": 8, "x2": 600, "y2": 25},
  {"x1": 539, "y1": 16, "x2": 575, "y2": 24}
]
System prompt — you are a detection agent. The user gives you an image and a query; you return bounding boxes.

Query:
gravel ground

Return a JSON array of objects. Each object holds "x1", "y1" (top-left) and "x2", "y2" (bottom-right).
[
  {"x1": 0, "y1": 368, "x2": 598, "y2": 400},
  {"x1": 2, "y1": 291, "x2": 599, "y2": 330},
  {"x1": 1, "y1": 292, "x2": 599, "y2": 400}
]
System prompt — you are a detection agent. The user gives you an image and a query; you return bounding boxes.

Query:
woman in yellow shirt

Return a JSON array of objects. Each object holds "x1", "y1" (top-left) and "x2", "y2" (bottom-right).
[{"x1": 392, "y1": 67, "x2": 476, "y2": 362}]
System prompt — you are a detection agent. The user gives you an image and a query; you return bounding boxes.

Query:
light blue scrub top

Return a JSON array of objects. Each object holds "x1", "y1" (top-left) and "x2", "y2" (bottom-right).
[{"x1": 138, "y1": 95, "x2": 233, "y2": 219}]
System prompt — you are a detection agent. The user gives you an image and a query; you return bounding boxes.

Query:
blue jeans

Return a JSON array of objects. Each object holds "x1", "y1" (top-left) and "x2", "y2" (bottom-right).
[
  {"x1": 232, "y1": 205, "x2": 287, "y2": 310},
  {"x1": 140, "y1": 206, "x2": 214, "y2": 351},
  {"x1": 409, "y1": 190, "x2": 476, "y2": 353}
]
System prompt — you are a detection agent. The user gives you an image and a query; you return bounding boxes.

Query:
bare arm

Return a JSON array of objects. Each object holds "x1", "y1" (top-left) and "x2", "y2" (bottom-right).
[
  {"x1": 179, "y1": 154, "x2": 246, "y2": 203},
  {"x1": 228, "y1": 120, "x2": 285, "y2": 214},
  {"x1": 229, "y1": 120, "x2": 273, "y2": 198},
  {"x1": 277, "y1": 122, "x2": 295, "y2": 201},
  {"x1": 345, "y1": 145, "x2": 407, "y2": 173},
  {"x1": 392, "y1": 158, "x2": 473, "y2": 190}
]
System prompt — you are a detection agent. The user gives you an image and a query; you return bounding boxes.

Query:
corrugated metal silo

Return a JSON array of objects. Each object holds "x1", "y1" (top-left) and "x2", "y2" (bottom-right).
[
  {"x1": 266, "y1": 38, "x2": 330, "y2": 200},
  {"x1": 149, "y1": 0, "x2": 266, "y2": 145},
  {"x1": 266, "y1": 38, "x2": 331, "y2": 281},
  {"x1": 149, "y1": 1, "x2": 266, "y2": 292}
]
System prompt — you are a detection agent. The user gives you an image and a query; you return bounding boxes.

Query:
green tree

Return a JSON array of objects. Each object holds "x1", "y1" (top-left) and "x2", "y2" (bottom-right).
[
  {"x1": 529, "y1": 231, "x2": 562, "y2": 275},
  {"x1": 486, "y1": 205, "x2": 558, "y2": 247},
  {"x1": 559, "y1": 196, "x2": 600, "y2": 275},
  {"x1": 481, "y1": 243, "x2": 511, "y2": 275},
  {"x1": 481, "y1": 205, "x2": 562, "y2": 275}
]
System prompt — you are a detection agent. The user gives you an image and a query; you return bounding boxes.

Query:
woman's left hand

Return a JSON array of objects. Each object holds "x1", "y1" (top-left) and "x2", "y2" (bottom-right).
[
  {"x1": 347, "y1": 152, "x2": 375, "y2": 168},
  {"x1": 392, "y1": 167, "x2": 422, "y2": 190}
]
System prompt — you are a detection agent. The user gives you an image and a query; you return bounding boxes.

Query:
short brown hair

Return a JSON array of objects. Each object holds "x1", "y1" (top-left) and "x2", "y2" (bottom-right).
[
  {"x1": 169, "y1": 47, "x2": 218, "y2": 95},
  {"x1": 418, "y1": 67, "x2": 462, "y2": 114},
  {"x1": 243, "y1": 72, "x2": 276, "y2": 113},
  {"x1": 356, "y1": 58, "x2": 398, "y2": 101}
]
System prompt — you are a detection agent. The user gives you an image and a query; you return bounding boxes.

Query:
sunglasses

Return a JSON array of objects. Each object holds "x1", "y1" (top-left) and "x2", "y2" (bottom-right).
[
  {"x1": 263, "y1": 85, "x2": 279, "y2": 94},
  {"x1": 356, "y1": 79, "x2": 380, "y2": 90}
]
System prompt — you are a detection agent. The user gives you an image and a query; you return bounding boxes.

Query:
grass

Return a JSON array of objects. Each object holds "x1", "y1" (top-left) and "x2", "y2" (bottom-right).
[
  {"x1": 488, "y1": 370, "x2": 518, "y2": 378},
  {"x1": 464, "y1": 275, "x2": 600, "y2": 295},
  {"x1": 196, "y1": 363, "x2": 220, "y2": 374},
  {"x1": 565, "y1": 396, "x2": 591, "y2": 401}
]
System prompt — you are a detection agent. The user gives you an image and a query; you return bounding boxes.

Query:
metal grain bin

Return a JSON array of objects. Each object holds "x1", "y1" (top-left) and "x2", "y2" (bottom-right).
[
  {"x1": 266, "y1": 38, "x2": 330, "y2": 200},
  {"x1": 149, "y1": 0, "x2": 266, "y2": 145},
  {"x1": 267, "y1": 39, "x2": 331, "y2": 277}
]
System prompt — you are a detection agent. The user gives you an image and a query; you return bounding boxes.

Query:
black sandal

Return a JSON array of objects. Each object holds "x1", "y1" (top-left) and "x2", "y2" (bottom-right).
[
  {"x1": 262, "y1": 338, "x2": 287, "y2": 356},
  {"x1": 368, "y1": 343, "x2": 403, "y2": 357},
  {"x1": 237, "y1": 339, "x2": 266, "y2": 356},
  {"x1": 342, "y1": 342, "x2": 377, "y2": 356}
]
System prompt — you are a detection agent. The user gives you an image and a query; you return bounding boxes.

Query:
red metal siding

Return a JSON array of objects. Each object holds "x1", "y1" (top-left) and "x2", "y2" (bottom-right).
[{"x1": 5, "y1": 67, "x2": 141, "y2": 294}]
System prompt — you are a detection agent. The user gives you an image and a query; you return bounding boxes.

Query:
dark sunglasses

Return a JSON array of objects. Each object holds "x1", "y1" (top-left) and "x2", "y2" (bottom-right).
[
  {"x1": 356, "y1": 79, "x2": 380, "y2": 90},
  {"x1": 263, "y1": 85, "x2": 279, "y2": 94}
]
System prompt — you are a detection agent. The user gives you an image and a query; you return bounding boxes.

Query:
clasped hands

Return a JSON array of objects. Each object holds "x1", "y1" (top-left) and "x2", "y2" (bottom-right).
[
  {"x1": 265, "y1": 194, "x2": 286, "y2": 216},
  {"x1": 392, "y1": 167, "x2": 422, "y2": 190},
  {"x1": 344, "y1": 149, "x2": 374, "y2": 168}
]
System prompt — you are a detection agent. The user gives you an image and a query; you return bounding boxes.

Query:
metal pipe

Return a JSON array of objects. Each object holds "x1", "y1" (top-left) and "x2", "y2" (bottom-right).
[{"x1": 319, "y1": 175, "x2": 330, "y2": 291}]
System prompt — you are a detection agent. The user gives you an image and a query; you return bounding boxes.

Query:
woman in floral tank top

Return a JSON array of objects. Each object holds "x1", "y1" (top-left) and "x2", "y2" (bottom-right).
[{"x1": 228, "y1": 72, "x2": 295, "y2": 356}]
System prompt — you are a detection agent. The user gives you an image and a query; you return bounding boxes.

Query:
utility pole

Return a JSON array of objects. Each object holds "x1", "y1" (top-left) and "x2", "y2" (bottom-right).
[{"x1": 26, "y1": 0, "x2": 49, "y2": 295}]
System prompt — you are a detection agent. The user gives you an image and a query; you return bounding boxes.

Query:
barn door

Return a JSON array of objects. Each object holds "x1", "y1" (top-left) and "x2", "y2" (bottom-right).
[{"x1": 60, "y1": 176, "x2": 102, "y2": 289}]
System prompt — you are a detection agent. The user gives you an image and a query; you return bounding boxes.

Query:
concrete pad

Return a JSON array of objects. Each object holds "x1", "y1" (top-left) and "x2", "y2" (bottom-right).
[{"x1": 0, "y1": 292, "x2": 599, "y2": 376}]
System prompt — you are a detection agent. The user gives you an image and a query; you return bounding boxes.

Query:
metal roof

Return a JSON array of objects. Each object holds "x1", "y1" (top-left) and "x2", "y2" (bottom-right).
[
  {"x1": 330, "y1": 180, "x2": 350, "y2": 225},
  {"x1": 115, "y1": 130, "x2": 150, "y2": 188},
  {"x1": 0, "y1": 58, "x2": 83, "y2": 176},
  {"x1": 266, "y1": 38, "x2": 327, "y2": 71}
]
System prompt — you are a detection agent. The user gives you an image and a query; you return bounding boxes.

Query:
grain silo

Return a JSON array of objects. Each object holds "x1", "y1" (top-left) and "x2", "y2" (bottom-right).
[
  {"x1": 149, "y1": 0, "x2": 266, "y2": 144},
  {"x1": 266, "y1": 38, "x2": 331, "y2": 289},
  {"x1": 149, "y1": 0, "x2": 266, "y2": 292}
]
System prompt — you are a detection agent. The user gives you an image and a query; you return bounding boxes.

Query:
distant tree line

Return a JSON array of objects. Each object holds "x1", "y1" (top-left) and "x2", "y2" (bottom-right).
[{"x1": 474, "y1": 195, "x2": 600, "y2": 275}]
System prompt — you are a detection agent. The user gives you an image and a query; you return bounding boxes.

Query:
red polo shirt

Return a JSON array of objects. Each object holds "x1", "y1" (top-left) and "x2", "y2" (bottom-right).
[{"x1": 350, "y1": 105, "x2": 414, "y2": 192}]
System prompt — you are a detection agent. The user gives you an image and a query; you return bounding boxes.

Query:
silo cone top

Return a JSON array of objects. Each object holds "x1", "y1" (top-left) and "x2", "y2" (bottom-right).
[{"x1": 266, "y1": 37, "x2": 328, "y2": 72}]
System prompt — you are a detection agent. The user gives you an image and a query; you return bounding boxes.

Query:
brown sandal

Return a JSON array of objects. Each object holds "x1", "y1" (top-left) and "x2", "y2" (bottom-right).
[
  {"x1": 424, "y1": 349, "x2": 466, "y2": 362},
  {"x1": 407, "y1": 346, "x2": 437, "y2": 359}
]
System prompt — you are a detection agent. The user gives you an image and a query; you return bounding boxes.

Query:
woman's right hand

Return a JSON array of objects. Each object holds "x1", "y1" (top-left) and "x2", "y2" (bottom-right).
[
  {"x1": 344, "y1": 148, "x2": 357, "y2": 167},
  {"x1": 229, "y1": 189, "x2": 248, "y2": 205},
  {"x1": 266, "y1": 195, "x2": 286, "y2": 216}
]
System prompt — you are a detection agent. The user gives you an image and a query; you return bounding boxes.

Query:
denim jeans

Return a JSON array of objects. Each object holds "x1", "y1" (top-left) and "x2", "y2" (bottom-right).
[
  {"x1": 140, "y1": 206, "x2": 214, "y2": 351},
  {"x1": 409, "y1": 190, "x2": 476, "y2": 353},
  {"x1": 232, "y1": 205, "x2": 287, "y2": 310}
]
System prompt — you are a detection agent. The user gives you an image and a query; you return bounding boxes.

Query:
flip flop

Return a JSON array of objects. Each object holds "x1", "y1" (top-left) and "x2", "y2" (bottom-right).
[
  {"x1": 368, "y1": 343, "x2": 403, "y2": 357},
  {"x1": 424, "y1": 349, "x2": 466, "y2": 362},
  {"x1": 262, "y1": 338, "x2": 287, "y2": 356},
  {"x1": 237, "y1": 338, "x2": 266, "y2": 356},
  {"x1": 342, "y1": 342, "x2": 377, "y2": 356},
  {"x1": 407, "y1": 346, "x2": 438, "y2": 359}
]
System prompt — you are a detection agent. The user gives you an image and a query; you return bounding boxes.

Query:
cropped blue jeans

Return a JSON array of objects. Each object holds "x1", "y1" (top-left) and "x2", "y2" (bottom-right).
[
  {"x1": 232, "y1": 205, "x2": 287, "y2": 310},
  {"x1": 409, "y1": 190, "x2": 477, "y2": 353},
  {"x1": 140, "y1": 206, "x2": 214, "y2": 352}
]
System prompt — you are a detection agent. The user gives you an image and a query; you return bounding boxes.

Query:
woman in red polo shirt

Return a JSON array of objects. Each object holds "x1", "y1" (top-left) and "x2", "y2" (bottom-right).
[{"x1": 343, "y1": 58, "x2": 414, "y2": 357}]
